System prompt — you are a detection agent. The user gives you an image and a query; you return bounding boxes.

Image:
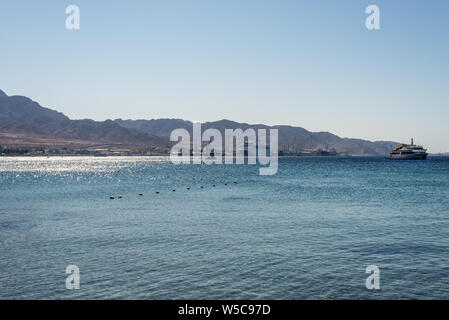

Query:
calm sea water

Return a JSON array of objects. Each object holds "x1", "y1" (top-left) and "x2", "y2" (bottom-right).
[{"x1": 1, "y1": 156, "x2": 449, "y2": 299}]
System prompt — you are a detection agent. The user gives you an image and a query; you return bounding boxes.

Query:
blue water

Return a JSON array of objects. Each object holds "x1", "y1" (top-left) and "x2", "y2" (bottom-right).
[{"x1": 1, "y1": 156, "x2": 449, "y2": 299}]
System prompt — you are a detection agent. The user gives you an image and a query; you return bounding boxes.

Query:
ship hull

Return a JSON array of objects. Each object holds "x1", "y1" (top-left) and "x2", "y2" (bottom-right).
[{"x1": 390, "y1": 153, "x2": 427, "y2": 160}]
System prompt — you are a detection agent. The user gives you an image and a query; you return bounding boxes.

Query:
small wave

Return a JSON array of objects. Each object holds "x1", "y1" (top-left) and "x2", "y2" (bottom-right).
[
  {"x1": 0, "y1": 220, "x2": 33, "y2": 231},
  {"x1": 221, "y1": 196, "x2": 251, "y2": 201},
  {"x1": 347, "y1": 242, "x2": 449, "y2": 256}
]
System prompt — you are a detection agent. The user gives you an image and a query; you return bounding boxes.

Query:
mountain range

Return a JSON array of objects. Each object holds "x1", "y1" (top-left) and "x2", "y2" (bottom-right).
[
  {"x1": 0, "y1": 89, "x2": 397, "y2": 155},
  {"x1": 0, "y1": 89, "x2": 166, "y2": 150},
  {"x1": 115, "y1": 118, "x2": 396, "y2": 155}
]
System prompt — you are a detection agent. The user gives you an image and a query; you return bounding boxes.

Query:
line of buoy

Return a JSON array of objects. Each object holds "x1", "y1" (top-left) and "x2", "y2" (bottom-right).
[{"x1": 108, "y1": 177, "x2": 238, "y2": 199}]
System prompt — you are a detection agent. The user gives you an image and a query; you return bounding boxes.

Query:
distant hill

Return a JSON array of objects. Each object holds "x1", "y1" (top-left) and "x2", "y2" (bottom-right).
[
  {"x1": 0, "y1": 88, "x2": 397, "y2": 155},
  {"x1": 0, "y1": 89, "x2": 167, "y2": 149},
  {"x1": 115, "y1": 118, "x2": 397, "y2": 156},
  {"x1": 115, "y1": 118, "x2": 194, "y2": 138}
]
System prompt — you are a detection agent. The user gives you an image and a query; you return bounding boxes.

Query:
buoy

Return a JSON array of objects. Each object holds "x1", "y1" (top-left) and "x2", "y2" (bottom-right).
[
  {"x1": 110, "y1": 196, "x2": 115, "y2": 199},
  {"x1": 186, "y1": 187, "x2": 190, "y2": 190},
  {"x1": 118, "y1": 195, "x2": 123, "y2": 199},
  {"x1": 167, "y1": 176, "x2": 170, "y2": 178},
  {"x1": 172, "y1": 189, "x2": 176, "y2": 192},
  {"x1": 224, "y1": 183, "x2": 228, "y2": 186},
  {"x1": 234, "y1": 181, "x2": 238, "y2": 184},
  {"x1": 200, "y1": 186, "x2": 204, "y2": 189},
  {"x1": 212, "y1": 184, "x2": 216, "y2": 187},
  {"x1": 138, "y1": 193, "x2": 143, "y2": 196},
  {"x1": 155, "y1": 191, "x2": 160, "y2": 194}
]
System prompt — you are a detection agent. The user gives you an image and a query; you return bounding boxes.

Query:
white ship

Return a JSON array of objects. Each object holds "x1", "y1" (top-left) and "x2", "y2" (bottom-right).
[{"x1": 390, "y1": 139, "x2": 428, "y2": 160}]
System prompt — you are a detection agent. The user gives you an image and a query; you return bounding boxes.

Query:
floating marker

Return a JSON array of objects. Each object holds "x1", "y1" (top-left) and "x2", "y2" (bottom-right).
[
  {"x1": 212, "y1": 184, "x2": 216, "y2": 187},
  {"x1": 138, "y1": 193, "x2": 143, "y2": 196},
  {"x1": 172, "y1": 189, "x2": 176, "y2": 192},
  {"x1": 110, "y1": 196, "x2": 115, "y2": 199},
  {"x1": 155, "y1": 191, "x2": 160, "y2": 194},
  {"x1": 234, "y1": 181, "x2": 238, "y2": 184},
  {"x1": 200, "y1": 186, "x2": 204, "y2": 189},
  {"x1": 186, "y1": 187, "x2": 190, "y2": 190},
  {"x1": 224, "y1": 183, "x2": 228, "y2": 186},
  {"x1": 118, "y1": 195, "x2": 123, "y2": 199}
]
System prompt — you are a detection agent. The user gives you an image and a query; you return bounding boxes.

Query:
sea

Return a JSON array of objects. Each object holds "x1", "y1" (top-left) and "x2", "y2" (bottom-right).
[{"x1": 1, "y1": 156, "x2": 449, "y2": 299}]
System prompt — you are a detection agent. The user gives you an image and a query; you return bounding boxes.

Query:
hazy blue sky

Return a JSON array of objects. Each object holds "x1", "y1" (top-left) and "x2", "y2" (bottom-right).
[{"x1": 1, "y1": 0, "x2": 448, "y2": 151}]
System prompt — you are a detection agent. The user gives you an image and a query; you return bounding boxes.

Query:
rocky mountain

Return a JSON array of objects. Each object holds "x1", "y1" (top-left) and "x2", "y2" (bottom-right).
[
  {"x1": 115, "y1": 118, "x2": 194, "y2": 138},
  {"x1": 115, "y1": 118, "x2": 397, "y2": 156},
  {"x1": 0, "y1": 90, "x2": 167, "y2": 149},
  {"x1": 0, "y1": 88, "x2": 397, "y2": 155}
]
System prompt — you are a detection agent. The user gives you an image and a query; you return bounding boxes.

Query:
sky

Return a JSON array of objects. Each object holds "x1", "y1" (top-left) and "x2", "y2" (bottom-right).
[{"x1": 0, "y1": 0, "x2": 448, "y2": 152}]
